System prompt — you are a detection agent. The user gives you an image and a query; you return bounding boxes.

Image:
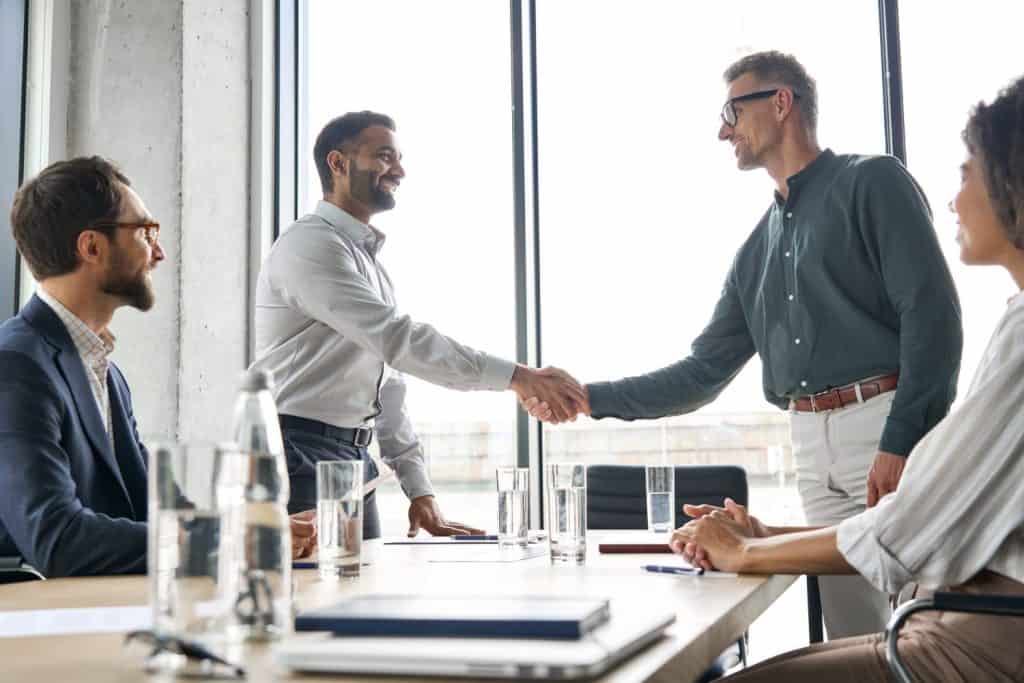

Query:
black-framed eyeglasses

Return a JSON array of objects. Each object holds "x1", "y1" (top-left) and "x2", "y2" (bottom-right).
[
  {"x1": 720, "y1": 89, "x2": 800, "y2": 128},
  {"x1": 124, "y1": 629, "x2": 246, "y2": 679},
  {"x1": 92, "y1": 221, "x2": 161, "y2": 246}
]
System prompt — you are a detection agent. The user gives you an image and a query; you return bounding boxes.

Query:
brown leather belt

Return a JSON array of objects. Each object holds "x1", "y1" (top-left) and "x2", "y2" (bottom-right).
[{"x1": 791, "y1": 373, "x2": 899, "y2": 413}]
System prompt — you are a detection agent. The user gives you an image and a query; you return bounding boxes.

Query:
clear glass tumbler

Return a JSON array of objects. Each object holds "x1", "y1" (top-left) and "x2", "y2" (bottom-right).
[
  {"x1": 496, "y1": 467, "x2": 530, "y2": 546},
  {"x1": 148, "y1": 442, "x2": 239, "y2": 650},
  {"x1": 316, "y1": 460, "x2": 363, "y2": 579},
  {"x1": 645, "y1": 465, "x2": 675, "y2": 533},
  {"x1": 545, "y1": 462, "x2": 587, "y2": 564}
]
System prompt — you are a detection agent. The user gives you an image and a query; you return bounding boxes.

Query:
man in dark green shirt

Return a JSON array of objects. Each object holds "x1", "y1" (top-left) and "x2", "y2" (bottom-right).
[{"x1": 526, "y1": 51, "x2": 962, "y2": 639}]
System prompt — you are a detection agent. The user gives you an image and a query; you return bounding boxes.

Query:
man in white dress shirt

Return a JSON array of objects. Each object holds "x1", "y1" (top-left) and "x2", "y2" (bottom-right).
[{"x1": 251, "y1": 111, "x2": 584, "y2": 539}]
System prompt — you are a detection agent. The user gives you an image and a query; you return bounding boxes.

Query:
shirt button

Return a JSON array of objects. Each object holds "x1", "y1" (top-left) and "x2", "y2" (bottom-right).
[
  {"x1": 800, "y1": 380, "x2": 808, "y2": 388},
  {"x1": 784, "y1": 251, "x2": 791, "y2": 257},
  {"x1": 786, "y1": 212, "x2": 793, "y2": 218},
  {"x1": 794, "y1": 338, "x2": 801, "y2": 344},
  {"x1": 788, "y1": 294, "x2": 794, "y2": 301}
]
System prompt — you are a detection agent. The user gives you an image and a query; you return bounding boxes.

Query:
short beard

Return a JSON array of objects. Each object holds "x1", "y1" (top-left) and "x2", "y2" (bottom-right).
[
  {"x1": 349, "y1": 165, "x2": 396, "y2": 213},
  {"x1": 101, "y1": 249, "x2": 155, "y2": 311}
]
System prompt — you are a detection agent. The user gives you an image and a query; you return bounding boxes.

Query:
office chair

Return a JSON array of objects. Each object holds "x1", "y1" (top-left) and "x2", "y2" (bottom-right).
[
  {"x1": 884, "y1": 591, "x2": 1024, "y2": 683},
  {"x1": 586, "y1": 464, "x2": 749, "y2": 681},
  {"x1": 0, "y1": 556, "x2": 45, "y2": 584}
]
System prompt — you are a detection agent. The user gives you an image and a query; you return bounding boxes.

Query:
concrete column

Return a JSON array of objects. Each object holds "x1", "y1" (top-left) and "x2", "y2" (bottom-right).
[
  {"x1": 65, "y1": 0, "x2": 252, "y2": 442},
  {"x1": 179, "y1": 1, "x2": 251, "y2": 442}
]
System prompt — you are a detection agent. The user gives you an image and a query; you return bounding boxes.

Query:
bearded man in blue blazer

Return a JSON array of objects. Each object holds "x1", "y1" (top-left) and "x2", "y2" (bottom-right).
[{"x1": 0, "y1": 157, "x2": 315, "y2": 578}]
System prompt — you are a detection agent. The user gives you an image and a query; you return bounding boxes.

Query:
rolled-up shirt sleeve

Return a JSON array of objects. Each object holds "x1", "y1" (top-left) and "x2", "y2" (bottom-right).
[
  {"x1": 375, "y1": 373, "x2": 434, "y2": 500},
  {"x1": 837, "y1": 304, "x2": 1024, "y2": 593},
  {"x1": 268, "y1": 226, "x2": 515, "y2": 392}
]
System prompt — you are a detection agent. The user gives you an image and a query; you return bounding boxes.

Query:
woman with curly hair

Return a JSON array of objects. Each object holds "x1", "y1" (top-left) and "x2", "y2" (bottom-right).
[{"x1": 673, "y1": 74, "x2": 1024, "y2": 682}]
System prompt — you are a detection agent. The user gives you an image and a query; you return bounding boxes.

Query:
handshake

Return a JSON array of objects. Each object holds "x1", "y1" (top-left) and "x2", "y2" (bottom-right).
[{"x1": 510, "y1": 365, "x2": 590, "y2": 424}]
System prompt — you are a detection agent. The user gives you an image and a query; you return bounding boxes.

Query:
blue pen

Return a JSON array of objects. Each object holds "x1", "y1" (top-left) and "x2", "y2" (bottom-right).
[
  {"x1": 453, "y1": 534, "x2": 498, "y2": 541},
  {"x1": 292, "y1": 561, "x2": 317, "y2": 569},
  {"x1": 642, "y1": 564, "x2": 705, "y2": 577}
]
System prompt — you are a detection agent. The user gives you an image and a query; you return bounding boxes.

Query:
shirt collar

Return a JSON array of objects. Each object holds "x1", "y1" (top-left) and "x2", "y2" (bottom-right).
[
  {"x1": 774, "y1": 148, "x2": 835, "y2": 205},
  {"x1": 36, "y1": 288, "x2": 115, "y2": 361},
  {"x1": 314, "y1": 200, "x2": 387, "y2": 255}
]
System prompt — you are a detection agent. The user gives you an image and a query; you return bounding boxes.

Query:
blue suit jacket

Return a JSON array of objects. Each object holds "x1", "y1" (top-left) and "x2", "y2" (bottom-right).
[{"x1": 0, "y1": 295, "x2": 148, "y2": 577}]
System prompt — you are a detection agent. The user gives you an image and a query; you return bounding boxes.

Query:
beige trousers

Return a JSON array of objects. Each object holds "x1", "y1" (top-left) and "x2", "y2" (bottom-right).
[
  {"x1": 790, "y1": 391, "x2": 895, "y2": 639},
  {"x1": 722, "y1": 571, "x2": 1024, "y2": 682}
]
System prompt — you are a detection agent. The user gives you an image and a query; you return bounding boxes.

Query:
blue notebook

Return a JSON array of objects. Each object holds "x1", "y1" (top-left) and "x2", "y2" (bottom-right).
[{"x1": 294, "y1": 594, "x2": 611, "y2": 639}]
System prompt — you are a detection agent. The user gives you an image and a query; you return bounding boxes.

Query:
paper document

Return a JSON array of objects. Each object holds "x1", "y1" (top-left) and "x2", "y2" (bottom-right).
[
  {"x1": 363, "y1": 454, "x2": 394, "y2": 495},
  {"x1": 427, "y1": 546, "x2": 547, "y2": 563},
  {"x1": 0, "y1": 605, "x2": 150, "y2": 638}
]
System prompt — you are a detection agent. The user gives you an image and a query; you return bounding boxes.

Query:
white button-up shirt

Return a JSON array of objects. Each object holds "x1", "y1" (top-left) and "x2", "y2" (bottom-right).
[
  {"x1": 838, "y1": 292, "x2": 1024, "y2": 592},
  {"x1": 252, "y1": 201, "x2": 516, "y2": 500},
  {"x1": 36, "y1": 288, "x2": 115, "y2": 438}
]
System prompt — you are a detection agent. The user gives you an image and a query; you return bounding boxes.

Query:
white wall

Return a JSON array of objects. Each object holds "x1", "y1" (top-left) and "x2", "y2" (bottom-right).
[{"x1": 59, "y1": 0, "x2": 258, "y2": 442}]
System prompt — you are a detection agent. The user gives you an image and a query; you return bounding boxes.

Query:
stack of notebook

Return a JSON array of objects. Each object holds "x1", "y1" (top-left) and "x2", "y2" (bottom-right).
[{"x1": 277, "y1": 594, "x2": 676, "y2": 679}]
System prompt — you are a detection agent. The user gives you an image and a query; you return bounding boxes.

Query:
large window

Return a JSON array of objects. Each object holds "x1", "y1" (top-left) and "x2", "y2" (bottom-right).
[
  {"x1": 303, "y1": 1, "x2": 518, "y2": 534},
  {"x1": 900, "y1": 0, "x2": 1024, "y2": 398},
  {"x1": 536, "y1": 1, "x2": 885, "y2": 527},
  {"x1": 0, "y1": 0, "x2": 26, "y2": 317}
]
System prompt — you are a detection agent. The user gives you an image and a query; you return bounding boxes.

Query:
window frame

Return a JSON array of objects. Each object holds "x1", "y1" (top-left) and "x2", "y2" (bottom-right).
[{"x1": 278, "y1": 0, "x2": 907, "y2": 525}]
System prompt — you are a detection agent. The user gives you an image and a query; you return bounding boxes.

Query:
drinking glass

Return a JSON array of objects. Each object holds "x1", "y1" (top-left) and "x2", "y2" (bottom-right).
[
  {"x1": 545, "y1": 463, "x2": 586, "y2": 564},
  {"x1": 645, "y1": 465, "x2": 675, "y2": 533},
  {"x1": 148, "y1": 442, "x2": 239, "y2": 650},
  {"x1": 496, "y1": 467, "x2": 529, "y2": 546},
  {"x1": 316, "y1": 461, "x2": 363, "y2": 578}
]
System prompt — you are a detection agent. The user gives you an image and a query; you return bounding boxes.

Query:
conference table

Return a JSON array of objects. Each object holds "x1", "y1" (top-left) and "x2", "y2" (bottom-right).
[{"x1": 0, "y1": 534, "x2": 795, "y2": 682}]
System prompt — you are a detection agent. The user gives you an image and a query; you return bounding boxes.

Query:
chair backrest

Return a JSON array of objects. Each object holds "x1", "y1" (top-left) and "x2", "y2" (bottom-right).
[
  {"x1": 0, "y1": 556, "x2": 45, "y2": 584},
  {"x1": 586, "y1": 464, "x2": 748, "y2": 530}
]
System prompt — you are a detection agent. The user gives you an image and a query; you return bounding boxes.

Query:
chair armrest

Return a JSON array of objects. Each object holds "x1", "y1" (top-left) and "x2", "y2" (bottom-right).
[{"x1": 886, "y1": 591, "x2": 1024, "y2": 683}]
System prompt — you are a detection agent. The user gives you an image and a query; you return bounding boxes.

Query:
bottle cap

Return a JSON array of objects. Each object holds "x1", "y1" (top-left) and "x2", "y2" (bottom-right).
[{"x1": 239, "y1": 368, "x2": 274, "y2": 392}]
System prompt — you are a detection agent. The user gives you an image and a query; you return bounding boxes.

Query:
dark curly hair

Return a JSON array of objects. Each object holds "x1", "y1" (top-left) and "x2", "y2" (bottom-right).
[{"x1": 963, "y1": 75, "x2": 1024, "y2": 248}]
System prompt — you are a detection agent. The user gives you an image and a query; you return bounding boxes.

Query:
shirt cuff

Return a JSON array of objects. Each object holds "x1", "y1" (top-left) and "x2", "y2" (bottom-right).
[
  {"x1": 836, "y1": 500, "x2": 912, "y2": 594},
  {"x1": 481, "y1": 354, "x2": 517, "y2": 391},
  {"x1": 392, "y1": 454, "x2": 435, "y2": 500},
  {"x1": 878, "y1": 416, "x2": 920, "y2": 457}
]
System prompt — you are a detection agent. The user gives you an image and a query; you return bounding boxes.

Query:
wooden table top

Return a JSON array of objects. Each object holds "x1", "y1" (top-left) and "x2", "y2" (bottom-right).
[{"x1": 0, "y1": 534, "x2": 795, "y2": 683}]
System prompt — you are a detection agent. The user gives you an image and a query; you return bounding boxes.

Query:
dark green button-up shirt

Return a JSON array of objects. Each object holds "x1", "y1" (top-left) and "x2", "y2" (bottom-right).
[{"x1": 588, "y1": 150, "x2": 963, "y2": 457}]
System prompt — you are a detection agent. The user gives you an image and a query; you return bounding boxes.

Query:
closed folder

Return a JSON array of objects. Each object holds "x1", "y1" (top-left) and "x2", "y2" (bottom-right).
[
  {"x1": 598, "y1": 542, "x2": 672, "y2": 553},
  {"x1": 294, "y1": 594, "x2": 611, "y2": 640}
]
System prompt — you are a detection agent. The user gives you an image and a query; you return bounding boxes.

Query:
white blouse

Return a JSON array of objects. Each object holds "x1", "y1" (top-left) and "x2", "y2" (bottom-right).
[{"x1": 838, "y1": 292, "x2": 1024, "y2": 592}]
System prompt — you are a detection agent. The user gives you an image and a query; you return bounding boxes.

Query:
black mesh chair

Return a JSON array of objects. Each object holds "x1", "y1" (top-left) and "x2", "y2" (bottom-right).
[
  {"x1": 0, "y1": 556, "x2": 45, "y2": 584},
  {"x1": 587, "y1": 465, "x2": 749, "y2": 681},
  {"x1": 885, "y1": 592, "x2": 1024, "y2": 683}
]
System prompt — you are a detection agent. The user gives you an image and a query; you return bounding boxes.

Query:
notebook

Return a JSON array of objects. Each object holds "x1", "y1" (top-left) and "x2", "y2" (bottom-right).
[
  {"x1": 277, "y1": 606, "x2": 675, "y2": 680},
  {"x1": 294, "y1": 594, "x2": 610, "y2": 639}
]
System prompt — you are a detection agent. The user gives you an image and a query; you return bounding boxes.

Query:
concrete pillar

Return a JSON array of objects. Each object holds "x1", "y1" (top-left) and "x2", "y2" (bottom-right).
[{"x1": 65, "y1": 0, "x2": 252, "y2": 442}]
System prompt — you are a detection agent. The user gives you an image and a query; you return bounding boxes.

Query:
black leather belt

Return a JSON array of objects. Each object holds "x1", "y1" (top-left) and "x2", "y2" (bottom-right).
[{"x1": 279, "y1": 415, "x2": 373, "y2": 447}]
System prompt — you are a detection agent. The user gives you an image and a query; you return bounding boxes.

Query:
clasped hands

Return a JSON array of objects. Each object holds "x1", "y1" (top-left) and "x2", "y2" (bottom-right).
[
  {"x1": 510, "y1": 365, "x2": 589, "y2": 424},
  {"x1": 668, "y1": 498, "x2": 768, "y2": 573}
]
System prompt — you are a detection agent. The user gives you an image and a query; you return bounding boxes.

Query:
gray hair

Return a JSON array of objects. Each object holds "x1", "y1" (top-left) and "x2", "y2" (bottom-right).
[{"x1": 723, "y1": 51, "x2": 818, "y2": 133}]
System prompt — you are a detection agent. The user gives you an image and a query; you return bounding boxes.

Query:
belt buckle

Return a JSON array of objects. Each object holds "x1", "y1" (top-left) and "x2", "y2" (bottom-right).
[
  {"x1": 353, "y1": 429, "x2": 373, "y2": 448},
  {"x1": 811, "y1": 388, "x2": 842, "y2": 412}
]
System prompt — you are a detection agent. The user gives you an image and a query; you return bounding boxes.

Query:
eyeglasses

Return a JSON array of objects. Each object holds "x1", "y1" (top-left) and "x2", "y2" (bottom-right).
[
  {"x1": 92, "y1": 221, "x2": 161, "y2": 246},
  {"x1": 720, "y1": 89, "x2": 800, "y2": 128},
  {"x1": 124, "y1": 630, "x2": 246, "y2": 678}
]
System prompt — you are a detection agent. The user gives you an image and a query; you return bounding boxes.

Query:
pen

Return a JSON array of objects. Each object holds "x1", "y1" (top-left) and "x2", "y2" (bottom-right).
[
  {"x1": 453, "y1": 534, "x2": 498, "y2": 541},
  {"x1": 642, "y1": 564, "x2": 704, "y2": 576},
  {"x1": 292, "y1": 561, "x2": 317, "y2": 569}
]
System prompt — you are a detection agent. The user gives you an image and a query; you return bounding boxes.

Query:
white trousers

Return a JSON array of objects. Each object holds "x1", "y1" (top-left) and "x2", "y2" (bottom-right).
[{"x1": 790, "y1": 391, "x2": 895, "y2": 640}]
